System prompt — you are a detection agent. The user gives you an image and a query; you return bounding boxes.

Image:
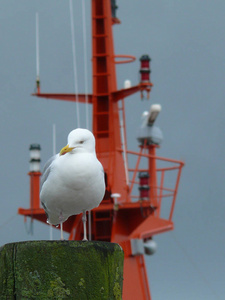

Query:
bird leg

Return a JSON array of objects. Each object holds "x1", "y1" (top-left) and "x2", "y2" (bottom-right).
[
  {"x1": 59, "y1": 212, "x2": 64, "y2": 240},
  {"x1": 60, "y1": 223, "x2": 64, "y2": 240},
  {"x1": 82, "y1": 211, "x2": 88, "y2": 241}
]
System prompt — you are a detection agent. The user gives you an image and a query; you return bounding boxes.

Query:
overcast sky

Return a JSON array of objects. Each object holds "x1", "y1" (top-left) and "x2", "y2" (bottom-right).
[{"x1": 0, "y1": 1, "x2": 224, "y2": 299}]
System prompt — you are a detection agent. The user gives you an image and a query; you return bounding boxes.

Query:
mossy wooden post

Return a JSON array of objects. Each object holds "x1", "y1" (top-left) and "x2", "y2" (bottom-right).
[{"x1": 0, "y1": 241, "x2": 124, "y2": 299}]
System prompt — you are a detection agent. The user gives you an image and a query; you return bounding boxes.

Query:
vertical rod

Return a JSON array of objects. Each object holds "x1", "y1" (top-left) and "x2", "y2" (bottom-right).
[
  {"x1": 120, "y1": 100, "x2": 129, "y2": 186},
  {"x1": 82, "y1": 0, "x2": 91, "y2": 235},
  {"x1": 69, "y1": 0, "x2": 80, "y2": 127},
  {"x1": 137, "y1": 255, "x2": 152, "y2": 300},
  {"x1": 157, "y1": 170, "x2": 165, "y2": 217},
  {"x1": 30, "y1": 172, "x2": 41, "y2": 209},
  {"x1": 49, "y1": 123, "x2": 57, "y2": 240},
  {"x1": 129, "y1": 146, "x2": 144, "y2": 198},
  {"x1": 82, "y1": 0, "x2": 89, "y2": 129},
  {"x1": 35, "y1": 12, "x2": 40, "y2": 94},
  {"x1": 169, "y1": 165, "x2": 183, "y2": 221},
  {"x1": 36, "y1": 13, "x2": 40, "y2": 78},
  {"x1": 148, "y1": 145, "x2": 158, "y2": 208},
  {"x1": 88, "y1": 211, "x2": 92, "y2": 241}
]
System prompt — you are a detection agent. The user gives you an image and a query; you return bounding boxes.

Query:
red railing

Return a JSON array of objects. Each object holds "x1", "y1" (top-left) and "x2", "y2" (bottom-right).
[{"x1": 125, "y1": 147, "x2": 184, "y2": 222}]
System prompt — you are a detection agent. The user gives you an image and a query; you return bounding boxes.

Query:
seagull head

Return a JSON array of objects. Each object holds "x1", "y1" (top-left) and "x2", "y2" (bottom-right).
[{"x1": 60, "y1": 128, "x2": 96, "y2": 156}]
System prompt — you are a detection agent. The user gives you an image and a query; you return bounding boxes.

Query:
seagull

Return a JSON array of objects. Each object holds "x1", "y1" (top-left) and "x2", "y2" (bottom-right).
[{"x1": 40, "y1": 128, "x2": 105, "y2": 240}]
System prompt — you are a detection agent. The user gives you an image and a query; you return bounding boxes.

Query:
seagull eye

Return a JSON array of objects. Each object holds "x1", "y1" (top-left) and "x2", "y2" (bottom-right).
[{"x1": 80, "y1": 140, "x2": 84, "y2": 144}]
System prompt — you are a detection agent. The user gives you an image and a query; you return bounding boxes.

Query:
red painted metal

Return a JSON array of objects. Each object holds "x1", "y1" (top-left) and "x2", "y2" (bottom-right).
[
  {"x1": 114, "y1": 54, "x2": 136, "y2": 64},
  {"x1": 31, "y1": 93, "x2": 93, "y2": 103},
  {"x1": 29, "y1": 172, "x2": 41, "y2": 210},
  {"x1": 18, "y1": 1, "x2": 184, "y2": 299}
]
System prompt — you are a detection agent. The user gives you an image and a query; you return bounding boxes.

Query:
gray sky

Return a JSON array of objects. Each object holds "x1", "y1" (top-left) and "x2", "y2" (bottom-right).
[{"x1": 0, "y1": 1, "x2": 224, "y2": 299}]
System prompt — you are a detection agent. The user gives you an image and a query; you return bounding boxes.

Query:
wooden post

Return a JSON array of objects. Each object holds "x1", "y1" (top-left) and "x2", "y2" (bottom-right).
[{"x1": 0, "y1": 241, "x2": 124, "y2": 299}]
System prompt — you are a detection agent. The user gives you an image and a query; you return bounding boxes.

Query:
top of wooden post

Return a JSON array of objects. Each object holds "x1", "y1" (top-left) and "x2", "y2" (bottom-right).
[{"x1": 0, "y1": 240, "x2": 124, "y2": 299}]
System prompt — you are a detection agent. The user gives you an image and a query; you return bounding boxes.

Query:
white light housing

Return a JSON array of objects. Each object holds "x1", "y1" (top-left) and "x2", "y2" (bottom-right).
[
  {"x1": 138, "y1": 104, "x2": 163, "y2": 145},
  {"x1": 29, "y1": 159, "x2": 41, "y2": 172},
  {"x1": 111, "y1": 193, "x2": 121, "y2": 211},
  {"x1": 131, "y1": 238, "x2": 157, "y2": 256},
  {"x1": 29, "y1": 144, "x2": 41, "y2": 160},
  {"x1": 131, "y1": 239, "x2": 144, "y2": 255},
  {"x1": 29, "y1": 144, "x2": 41, "y2": 172},
  {"x1": 144, "y1": 239, "x2": 157, "y2": 255},
  {"x1": 124, "y1": 79, "x2": 131, "y2": 89},
  {"x1": 147, "y1": 104, "x2": 162, "y2": 126},
  {"x1": 141, "y1": 111, "x2": 149, "y2": 127},
  {"x1": 141, "y1": 111, "x2": 149, "y2": 119},
  {"x1": 111, "y1": 193, "x2": 121, "y2": 203}
]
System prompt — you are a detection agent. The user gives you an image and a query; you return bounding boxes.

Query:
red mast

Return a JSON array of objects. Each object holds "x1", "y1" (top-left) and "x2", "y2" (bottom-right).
[
  {"x1": 18, "y1": 1, "x2": 184, "y2": 299},
  {"x1": 91, "y1": 0, "x2": 127, "y2": 200}
]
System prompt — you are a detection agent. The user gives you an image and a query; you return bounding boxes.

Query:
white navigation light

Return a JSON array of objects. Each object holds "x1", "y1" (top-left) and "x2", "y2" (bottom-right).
[
  {"x1": 111, "y1": 193, "x2": 121, "y2": 210},
  {"x1": 144, "y1": 239, "x2": 157, "y2": 255},
  {"x1": 147, "y1": 104, "x2": 162, "y2": 126},
  {"x1": 137, "y1": 104, "x2": 163, "y2": 145},
  {"x1": 124, "y1": 79, "x2": 131, "y2": 89},
  {"x1": 29, "y1": 144, "x2": 41, "y2": 172}
]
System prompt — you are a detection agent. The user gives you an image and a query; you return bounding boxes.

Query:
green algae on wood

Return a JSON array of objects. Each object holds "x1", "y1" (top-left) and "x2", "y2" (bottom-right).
[{"x1": 0, "y1": 240, "x2": 124, "y2": 299}]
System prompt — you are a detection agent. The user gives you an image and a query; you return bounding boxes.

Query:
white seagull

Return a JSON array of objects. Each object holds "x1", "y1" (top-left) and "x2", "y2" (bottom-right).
[{"x1": 40, "y1": 128, "x2": 105, "y2": 240}]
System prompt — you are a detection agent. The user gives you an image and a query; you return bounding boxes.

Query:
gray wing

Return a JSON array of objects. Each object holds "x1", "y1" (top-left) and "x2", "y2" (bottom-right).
[{"x1": 41, "y1": 154, "x2": 59, "y2": 188}]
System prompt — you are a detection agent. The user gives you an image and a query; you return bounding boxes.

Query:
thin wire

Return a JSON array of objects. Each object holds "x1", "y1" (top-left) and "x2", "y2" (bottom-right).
[
  {"x1": 88, "y1": 211, "x2": 92, "y2": 241},
  {"x1": 49, "y1": 123, "x2": 57, "y2": 240},
  {"x1": 36, "y1": 12, "x2": 40, "y2": 78},
  {"x1": 69, "y1": 0, "x2": 80, "y2": 128},
  {"x1": 82, "y1": 0, "x2": 91, "y2": 239},
  {"x1": 120, "y1": 107, "x2": 129, "y2": 185},
  {"x1": 82, "y1": 0, "x2": 89, "y2": 129},
  {"x1": 25, "y1": 217, "x2": 34, "y2": 235}
]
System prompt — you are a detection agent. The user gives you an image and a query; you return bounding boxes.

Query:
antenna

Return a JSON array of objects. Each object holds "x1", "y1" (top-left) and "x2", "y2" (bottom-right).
[
  {"x1": 82, "y1": 0, "x2": 89, "y2": 129},
  {"x1": 49, "y1": 124, "x2": 57, "y2": 241},
  {"x1": 35, "y1": 13, "x2": 40, "y2": 93},
  {"x1": 69, "y1": 0, "x2": 80, "y2": 127}
]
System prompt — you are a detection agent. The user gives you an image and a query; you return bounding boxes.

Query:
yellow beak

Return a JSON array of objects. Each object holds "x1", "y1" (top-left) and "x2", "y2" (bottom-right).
[{"x1": 59, "y1": 144, "x2": 75, "y2": 156}]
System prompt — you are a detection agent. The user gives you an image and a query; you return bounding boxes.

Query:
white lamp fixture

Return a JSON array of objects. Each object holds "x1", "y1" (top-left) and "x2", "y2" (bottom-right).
[
  {"x1": 137, "y1": 104, "x2": 163, "y2": 145},
  {"x1": 124, "y1": 79, "x2": 131, "y2": 89},
  {"x1": 111, "y1": 193, "x2": 121, "y2": 210},
  {"x1": 143, "y1": 239, "x2": 157, "y2": 255},
  {"x1": 147, "y1": 104, "x2": 162, "y2": 126},
  {"x1": 131, "y1": 238, "x2": 157, "y2": 256},
  {"x1": 29, "y1": 144, "x2": 41, "y2": 172}
]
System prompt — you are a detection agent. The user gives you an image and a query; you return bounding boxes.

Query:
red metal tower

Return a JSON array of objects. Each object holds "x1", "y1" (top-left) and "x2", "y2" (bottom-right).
[{"x1": 18, "y1": 1, "x2": 184, "y2": 299}]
